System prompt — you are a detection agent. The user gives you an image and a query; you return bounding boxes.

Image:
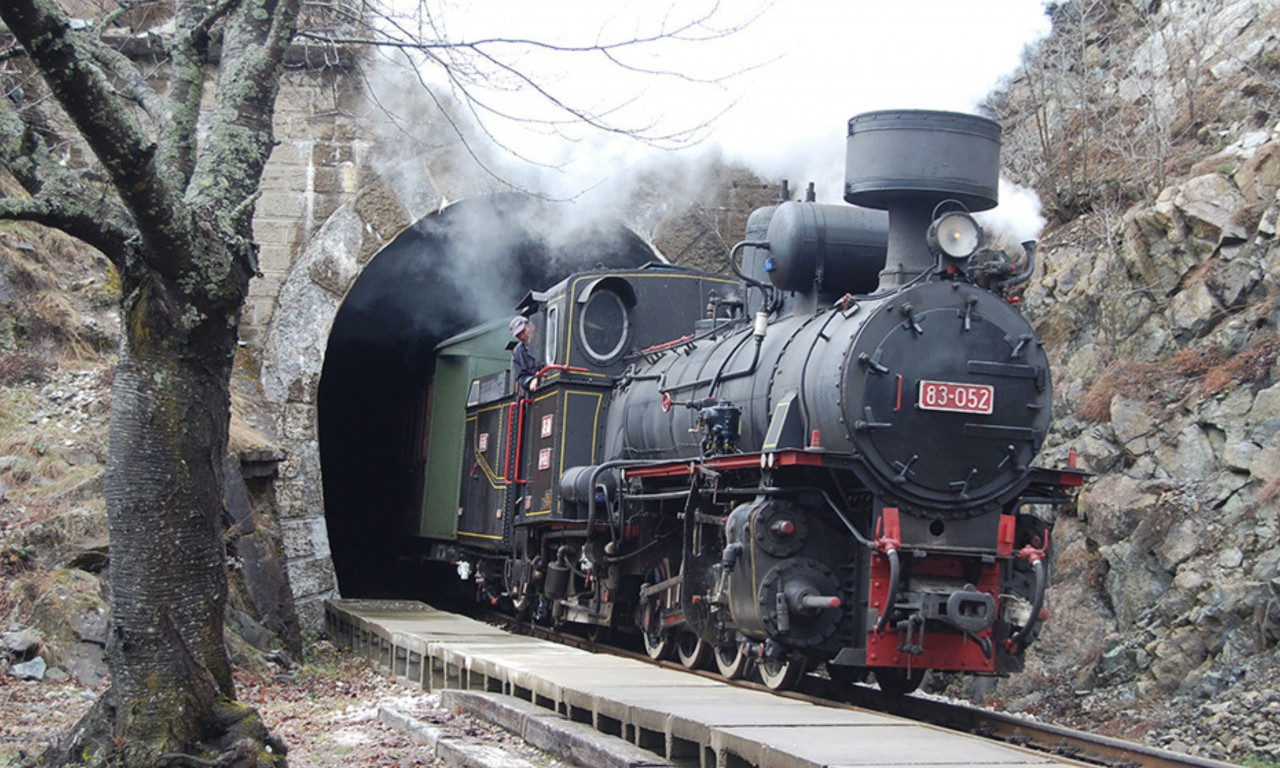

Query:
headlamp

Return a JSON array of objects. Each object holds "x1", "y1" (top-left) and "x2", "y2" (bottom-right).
[{"x1": 927, "y1": 211, "x2": 983, "y2": 261}]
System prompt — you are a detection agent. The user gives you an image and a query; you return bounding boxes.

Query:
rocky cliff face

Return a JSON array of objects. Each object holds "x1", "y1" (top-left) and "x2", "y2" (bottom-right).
[{"x1": 968, "y1": 1, "x2": 1280, "y2": 760}]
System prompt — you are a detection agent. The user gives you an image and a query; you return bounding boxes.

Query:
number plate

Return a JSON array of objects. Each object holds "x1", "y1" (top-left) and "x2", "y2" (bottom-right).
[{"x1": 918, "y1": 380, "x2": 994, "y2": 414}]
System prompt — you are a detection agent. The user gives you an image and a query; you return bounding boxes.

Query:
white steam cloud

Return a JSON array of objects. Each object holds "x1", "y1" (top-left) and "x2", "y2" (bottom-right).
[
  {"x1": 977, "y1": 178, "x2": 1049, "y2": 248},
  {"x1": 363, "y1": 0, "x2": 1053, "y2": 250}
]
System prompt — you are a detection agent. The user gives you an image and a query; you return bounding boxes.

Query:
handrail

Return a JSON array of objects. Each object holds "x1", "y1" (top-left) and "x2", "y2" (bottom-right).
[
  {"x1": 535, "y1": 363, "x2": 589, "y2": 380},
  {"x1": 511, "y1": 398, "x2": 528, "y2": 485}
]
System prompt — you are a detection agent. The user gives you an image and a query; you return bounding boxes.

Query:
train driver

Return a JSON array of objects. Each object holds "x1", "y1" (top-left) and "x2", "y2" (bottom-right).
[{"x1": 509, "y1": 315, "x2": 541, "y2": 394}]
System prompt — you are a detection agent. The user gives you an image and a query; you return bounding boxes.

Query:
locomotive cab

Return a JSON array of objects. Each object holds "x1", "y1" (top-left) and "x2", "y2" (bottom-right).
[{"x1": 425, "y1": 266, "x2": 741, "y2": 604}]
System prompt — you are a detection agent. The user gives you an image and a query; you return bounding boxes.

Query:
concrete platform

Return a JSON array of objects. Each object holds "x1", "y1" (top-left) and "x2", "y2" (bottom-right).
[{"x1": 325, "y1": 599, "x2": 1087, "y2": 768}]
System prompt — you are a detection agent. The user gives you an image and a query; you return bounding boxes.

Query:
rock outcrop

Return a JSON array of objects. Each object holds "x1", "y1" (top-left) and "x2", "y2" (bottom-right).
[{"x1": 975, "y1": 2, "x2": 1280, "y2": 760}]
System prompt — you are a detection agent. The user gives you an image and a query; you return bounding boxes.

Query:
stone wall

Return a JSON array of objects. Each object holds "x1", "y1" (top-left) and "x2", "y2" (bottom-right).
[
  {"x1": 255, "y1": 168, "x2": 444, "y2": 629},
  {"x1": 242, "y1": 66, "x2": 375, "y2": 349},
  {"x1": 1021, "y1": 140, "x2": 1280, "y2": 697},
  {"x1": 247, "y1": 55, "x2": 515, "y2": 627},
  {"x1": 244, "y1": 62, "x2": 371, "y2": 629}
]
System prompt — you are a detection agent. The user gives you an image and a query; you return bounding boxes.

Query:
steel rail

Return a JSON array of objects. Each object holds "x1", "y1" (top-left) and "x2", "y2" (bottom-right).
[{"x1": 819, "y1": 680, "x2": 1238, "y2": 768}]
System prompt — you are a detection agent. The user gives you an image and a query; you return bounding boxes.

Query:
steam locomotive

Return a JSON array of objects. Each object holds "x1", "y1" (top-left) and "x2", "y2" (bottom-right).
[{"x1": 409, "y1": 110, "x2": 1085, "y2": 693}]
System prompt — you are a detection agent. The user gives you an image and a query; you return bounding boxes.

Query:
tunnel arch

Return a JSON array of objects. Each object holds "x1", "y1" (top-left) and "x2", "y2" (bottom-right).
[
  {"x1": 259, "y1": 180, "x2": 658, "y2": 622},
  {"x1": 317, "y1": 195, "x2": 656, "y2": 598}
]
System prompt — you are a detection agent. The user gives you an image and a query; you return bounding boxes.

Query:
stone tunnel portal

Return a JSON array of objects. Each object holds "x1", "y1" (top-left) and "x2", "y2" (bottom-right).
[{"x1": 318, "y1": 195, "x2": 655, "y2": 599}]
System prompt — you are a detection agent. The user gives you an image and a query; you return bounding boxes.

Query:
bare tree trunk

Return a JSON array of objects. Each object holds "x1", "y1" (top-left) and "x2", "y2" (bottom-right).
[{"x1": 44, "y1": 268, "x2": 283, "y2": 766}]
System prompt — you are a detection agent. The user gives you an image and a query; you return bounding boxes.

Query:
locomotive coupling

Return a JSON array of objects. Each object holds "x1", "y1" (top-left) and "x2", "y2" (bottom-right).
[{"x1": 942, "y1": 586, "x2": 997, "y2": 635}]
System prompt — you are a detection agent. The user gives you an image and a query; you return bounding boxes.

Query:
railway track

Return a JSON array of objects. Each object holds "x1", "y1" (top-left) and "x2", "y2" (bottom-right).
[
  {"x1": 827, "y1": 685, "x2": 1233, "y2": 768},
  {"x1": 506, "y1": 617, "x2": 1237, "y2": 768}
]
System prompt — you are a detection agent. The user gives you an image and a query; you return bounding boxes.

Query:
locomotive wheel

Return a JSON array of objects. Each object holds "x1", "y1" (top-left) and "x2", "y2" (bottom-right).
[
  {"x1": 758, "y1": 655, "x2": 807, "y2": 691},
  {"x1": 643, "y1": 629, "x2": 674, "y2": 661},
  {"x1": 675, "y1": 631, "x2": 712, "y2": 670},
  {"x1": 875, "y1": 668, "x2": 926, "y2": 696},
  {"x1": 713, "y1": 643, "x2": 751, "y2": 679}
]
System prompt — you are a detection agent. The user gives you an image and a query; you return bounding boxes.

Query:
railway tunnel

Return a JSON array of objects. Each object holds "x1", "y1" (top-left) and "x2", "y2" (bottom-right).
[{"x1": 317, "y1": 194, "x2": 656, "y2": 599}]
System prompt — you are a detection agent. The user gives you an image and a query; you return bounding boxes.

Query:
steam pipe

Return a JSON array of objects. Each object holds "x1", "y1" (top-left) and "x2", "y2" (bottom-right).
[
  {"x1": 603, "y1": 528, "x2": 678, "y2": 564},
  {"x1": 727, "y1": 240, "x2": 771, "y2": 289},
  {"x1": 706, "y1": 332, "x2": 763, "y2": 397},
  {"x1": 874, "y1": 548, "x2": 901, "y2": 632},
  {"x1": 727, "y1": 240, "x2": 778, "y2": 313},
  {"x1": 996, "y1": 240, "x2": 1037, "y2": 294},
  {"x1": 658, "y1": 325, "x2": 764, "y2": 400}
]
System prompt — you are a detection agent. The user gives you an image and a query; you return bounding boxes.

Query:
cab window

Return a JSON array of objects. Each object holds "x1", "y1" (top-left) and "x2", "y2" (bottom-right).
[
  {"x1": 579, "y1": 290, "x2": 629, "y2": 362},
  {"x1": 545, "y1": 305, "x2": 559, "y2": 363}
]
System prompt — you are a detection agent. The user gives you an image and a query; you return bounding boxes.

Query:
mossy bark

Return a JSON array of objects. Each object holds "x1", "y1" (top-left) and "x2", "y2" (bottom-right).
[
  {"x1": 0, "y1": 0, "x2": 300, "y2": 765},
  {"x1": 39, "y1": 266, "x2": 287, "y2": 766}
]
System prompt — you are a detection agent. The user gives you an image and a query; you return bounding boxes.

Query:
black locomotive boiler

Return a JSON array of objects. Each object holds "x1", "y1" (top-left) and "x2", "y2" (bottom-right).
[{"x1": 409, "y1": 110, "x2": 1085, "y2": 693}]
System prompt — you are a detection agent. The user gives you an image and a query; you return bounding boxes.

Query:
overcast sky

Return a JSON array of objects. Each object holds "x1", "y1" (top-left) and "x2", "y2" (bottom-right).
[{"x1": 403, "y1": 0, "x2": 1054, "y2": 235}]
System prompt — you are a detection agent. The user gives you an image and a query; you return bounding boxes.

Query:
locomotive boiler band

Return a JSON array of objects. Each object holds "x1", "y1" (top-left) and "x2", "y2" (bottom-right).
[{"x1": 412, "y1": 110, "x2": 1084, "y2": 693}]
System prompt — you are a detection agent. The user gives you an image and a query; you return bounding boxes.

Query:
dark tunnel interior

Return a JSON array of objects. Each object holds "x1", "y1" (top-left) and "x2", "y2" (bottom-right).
[{"x1": 318, "y1": 195, "x2": 656, "y2": 599}]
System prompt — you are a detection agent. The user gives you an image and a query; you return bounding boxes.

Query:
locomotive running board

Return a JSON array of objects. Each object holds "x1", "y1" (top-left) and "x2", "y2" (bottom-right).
[{"x1": 622, "y1": 449, "x2": 826, "y2": 479}]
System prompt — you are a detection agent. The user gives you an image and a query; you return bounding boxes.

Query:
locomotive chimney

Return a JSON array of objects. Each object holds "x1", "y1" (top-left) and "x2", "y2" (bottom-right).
[{"x1": 844, "y1": 110, "x2": 1002, "y2": 291}]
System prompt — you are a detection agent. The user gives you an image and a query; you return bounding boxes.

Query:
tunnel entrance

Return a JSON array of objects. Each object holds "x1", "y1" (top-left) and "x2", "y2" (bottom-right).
[{"x1": 318, "y1": 195, "x2": 655, "y2": 599}]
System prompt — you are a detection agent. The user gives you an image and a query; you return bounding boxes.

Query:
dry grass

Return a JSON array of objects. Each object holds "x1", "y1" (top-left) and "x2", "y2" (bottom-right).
[
  {"x1": 0, "y1": 442, "x2": 106, "y2": 505},
  {"x1": 1076, "y1": 361, "x2": 1136, "y2": 423},
  {"x1": 1076, "y1": 334, "x2": 1280, "y2": 423},
  {"x1": 1074, "y1": 357, "x2": 1196, "y2": 423},
  {"x1": 0, "y1": 361, "x2": 111, "y2": 509},
  {"x1": 0, "y1": 353, "x2": 49, "y2": 386},
  {"x1": 1178, "y1": 257, "x2": 1220, "y2": 291},
  {"x1": 1, "y1": 217, "x2": 118, "y2": 364},
  {"x1": 0, "y1": 239, "x2": 56, "y2": 292},
  {"x1": 1199, "y1": 336, "x2": 1280, "y2": 396},
  {"x1": 21, "y1": 291, "x2": 97, "y2": 357}
]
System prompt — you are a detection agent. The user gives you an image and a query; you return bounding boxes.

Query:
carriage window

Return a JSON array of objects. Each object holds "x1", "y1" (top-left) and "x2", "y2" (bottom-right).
[
  {"x1": 545, "y1": 305, "x2": 559, "y2": 364},
  {"x1": 579, "y1": 290, "x2": 629, "y2": 362}
]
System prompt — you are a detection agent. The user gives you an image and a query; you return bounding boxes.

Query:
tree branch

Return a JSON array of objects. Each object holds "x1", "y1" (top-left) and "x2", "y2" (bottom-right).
[
  {"x1": 0, "y1": 0, "x2": 191, "y2": 279},
  {"x1": 296, "y1": 1, "x2": 764, "y2": 150},
  {"x1": 88, "y1": 39, "x2": 163, "y2": 122},
  {"x1": 0, "y1": 99, "x2": 138, "y2": 268},
  {"x1": 0, "y1": 194, "x2": 136, "y2": 266},
  {"x1": 306, "y1": 0, "x2": 756, "y2": 58},
  {"x1": 98, "y1": 0, "x2": 165, "y2": 32},
  {"x1": 158, "y1": 0, "x2": 218, "y2": 187},
  {"x1": 0, "y1": 44, "x2": 28, "y2": 64},
  {"x1": 186, "y1": 0, "x2": 300, "y2": 301},
  {"x1": 361, "y1": 48, "x2": 536, "y2": 190}
]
